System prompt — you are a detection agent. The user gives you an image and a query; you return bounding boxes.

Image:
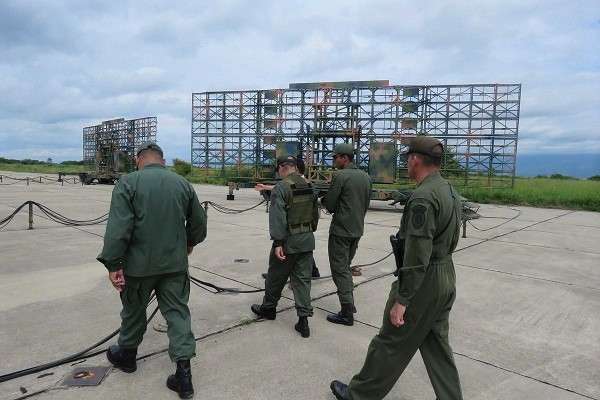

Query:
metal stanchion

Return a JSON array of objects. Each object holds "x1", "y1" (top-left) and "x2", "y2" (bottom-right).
[{"x1": 28, "y1": 203, "x2": 34, "y2": 230}]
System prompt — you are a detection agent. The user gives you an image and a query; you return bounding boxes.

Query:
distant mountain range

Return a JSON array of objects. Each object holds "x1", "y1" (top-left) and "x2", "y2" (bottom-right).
[{"x1": 516, "y1": 154, "x2": 600, "y2": 179}]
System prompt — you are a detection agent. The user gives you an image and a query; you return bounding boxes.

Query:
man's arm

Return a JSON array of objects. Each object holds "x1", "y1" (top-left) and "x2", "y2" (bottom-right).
[
  {"x1": 311, "y1": 188, "x2": 320, "y2": 232},
  {"x1": 324, "y1": 173, "x2": 342, "y2": 213},
  {"x1": 364, "y1": 176, "x2": 372, "y2": 214},
  {"x1": 186, "y1": 189, "x2": 207, "y2": 248},
  {"x1": 269, "y1": 184, "x2": 288, "y2": 247},
  {"x1": 395, "y1": 198, "x2": 437, "y2": 307},
  {"x1": 97, "y1": 180, "x2": 135, "y2": 272}
]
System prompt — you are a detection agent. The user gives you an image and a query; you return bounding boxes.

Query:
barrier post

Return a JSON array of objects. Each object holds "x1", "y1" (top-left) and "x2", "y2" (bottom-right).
[{"x1": 28, "y1": 203, "x2": 34, "y2": 230}]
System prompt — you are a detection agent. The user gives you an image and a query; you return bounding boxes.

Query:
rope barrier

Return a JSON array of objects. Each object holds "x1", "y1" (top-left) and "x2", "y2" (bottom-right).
[
  {"x1": 0, "y1": 199, "x2": 267, "y2": 230},
  {"x1": 0, "y1": 201, "x2": 109, "y2": 230},
  {"x1": 201, "y1": 200, "x2": 266, "y2": 214}
]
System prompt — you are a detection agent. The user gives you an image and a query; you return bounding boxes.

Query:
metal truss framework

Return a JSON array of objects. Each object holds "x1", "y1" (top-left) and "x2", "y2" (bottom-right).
[
  {"x1": 191, "y1": 82, "x2": 520, "y2": 188},
  {"x1": 83, "y1": 117, "x2": 157, "y2": 172}
]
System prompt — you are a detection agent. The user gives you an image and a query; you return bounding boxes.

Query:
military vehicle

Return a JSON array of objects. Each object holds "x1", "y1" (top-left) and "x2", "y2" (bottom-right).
[{"x1": 79, "y1": 117, "x2": 157, "y2": 184}]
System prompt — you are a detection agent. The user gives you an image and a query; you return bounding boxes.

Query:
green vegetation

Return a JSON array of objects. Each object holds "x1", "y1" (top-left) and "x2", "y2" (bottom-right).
[
  {"x1": 183, "y1": 165, "x2": 257, "y2": 185},
  {"x1": 372, "y1": 176, "x2": 600, "y2": 211},
  {"x1": 172, "y1": 158, "x2": 192, "y2": 177},
  {"x1": 459, "y1": 177, "x2": 600, "y2": 212},
  {"x1": 2, "y1": 159, "x2": 598, "y2": 211},
  {"x1": 0, "y1": 161, "x2": 85, "y2": 173}
]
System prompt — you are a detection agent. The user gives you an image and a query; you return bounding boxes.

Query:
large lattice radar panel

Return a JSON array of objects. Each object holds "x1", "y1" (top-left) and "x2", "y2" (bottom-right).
[{"x1": 191, "y1": 82, "x2": 520, "y2": 188}]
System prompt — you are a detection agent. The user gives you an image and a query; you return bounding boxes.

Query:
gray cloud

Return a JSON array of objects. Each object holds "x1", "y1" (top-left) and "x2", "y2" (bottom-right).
[{"x1": 0, "y1": 0, "x2": 598, "y2": 163}]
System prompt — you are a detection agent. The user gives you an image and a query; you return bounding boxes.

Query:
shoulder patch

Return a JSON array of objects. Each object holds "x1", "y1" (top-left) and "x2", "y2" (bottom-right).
[{"x1": 411, "y1": 205, "x2": 427, "y2": 229}]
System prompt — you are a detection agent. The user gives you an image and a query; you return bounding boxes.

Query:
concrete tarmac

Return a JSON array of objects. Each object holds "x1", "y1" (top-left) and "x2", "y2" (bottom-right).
[{"x1": 0, "y1": 171, "x2": 598, "y2": 400}]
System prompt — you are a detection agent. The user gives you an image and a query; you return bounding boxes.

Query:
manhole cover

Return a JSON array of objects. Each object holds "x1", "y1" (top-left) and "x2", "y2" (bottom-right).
[{"x1": 63, "y1": 366, "x2": 109, "y2": 386}]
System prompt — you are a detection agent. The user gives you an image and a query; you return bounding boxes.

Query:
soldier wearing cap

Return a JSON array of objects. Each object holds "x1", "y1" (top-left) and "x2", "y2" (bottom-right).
[
  {"x1": 251, "y1": 154, "x2": 320, "y2": 338},
  {"x1": 98, "y1": 141, "x2": 207, "y2": 399},
  {"x1": 330, "y1": 135, "x2": 463, "y2": 400},
  {"x1": 324, "y1": 143, "x2": 372, "y2": 326}
]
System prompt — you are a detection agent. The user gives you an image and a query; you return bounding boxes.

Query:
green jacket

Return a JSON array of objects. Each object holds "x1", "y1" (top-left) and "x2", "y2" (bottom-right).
[
  {"x1": 325, "y1": 163, "x2": 372, "y2": 237},
  {"x1": 97, "y1": 163, "x2": 207, "y2": 277},
  {"x1": 395, "y1": 171, "x2": 462, "y2": 306},
  {"x1": 269, "y1": 172, "x2": 319, "y2": 254}
]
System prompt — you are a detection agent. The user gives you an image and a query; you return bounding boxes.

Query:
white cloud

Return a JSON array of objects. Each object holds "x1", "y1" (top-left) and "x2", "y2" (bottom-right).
[{"x1": 0, "y1": 0, "x2": 599, "y2": 163}]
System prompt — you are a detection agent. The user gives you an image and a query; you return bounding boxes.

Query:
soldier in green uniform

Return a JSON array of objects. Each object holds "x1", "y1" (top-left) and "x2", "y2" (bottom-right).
[
  {"x1": 97, "y1": 142, "x2": 207, "y2": 399},
  {"x1": 325, "y1": 143, "x2": 372, "y2": 326},
  {"x1": 251, "y1": 154, "x2": 319, "y2": 338},
  {"x1": 330, "y1": 136, "x2": 463, "y2": 400}
]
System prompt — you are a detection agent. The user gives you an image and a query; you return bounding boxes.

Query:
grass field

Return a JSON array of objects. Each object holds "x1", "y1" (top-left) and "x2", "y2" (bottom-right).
[
  {"x1": 0, "y1": 163, "x2": 85, "y2": 174},
  {"x1": 458, "y1": 177, "x2": 600, "y2": 212},
  {"x1": 1, "y1": 163, "x2": 599, "y2": 212}
]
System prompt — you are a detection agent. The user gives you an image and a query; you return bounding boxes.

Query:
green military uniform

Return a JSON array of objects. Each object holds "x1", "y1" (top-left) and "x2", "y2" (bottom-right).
[
  {"x1": 262, "y1": 171, "x2": 319, "y2": 316},
  {"x1": 97, "y1": 162, "x2": 207, "y2": 362},
  {"x1": 325, "y1": 162, "x2": 372, "y2": 306},
  {"x1": 347, "y1": 171, "x2": 463, "y2": 399}
]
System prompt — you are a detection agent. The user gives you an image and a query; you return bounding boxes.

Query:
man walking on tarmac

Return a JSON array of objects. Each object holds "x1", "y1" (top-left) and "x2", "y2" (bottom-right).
[
  {"x1": 324, "y1": 143, "x2": 372, "y2": 326},
  {"x1": 251, "y1": 154, "x2": 320, "y2": 338},
  {"x1": 98, "y1": 142, "x2": 207, "y2": 399},
  {"x1": 330, "y1": 135, "x2": 463, "y2": 400}
]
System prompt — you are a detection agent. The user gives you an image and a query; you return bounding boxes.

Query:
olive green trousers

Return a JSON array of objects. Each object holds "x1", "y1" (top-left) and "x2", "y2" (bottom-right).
[
  {"x1": 328, "y1": 234, "x2": 360, "y2": 305},
  {"x1": 118, "y1": 270, "x2": 196, "y2": 362},
  {"x1": 348, "y1": 261, "x2": 463, "y2": 400},
  {"x1": 263, "y1": 248, "x2": 314, "y2": 317}
]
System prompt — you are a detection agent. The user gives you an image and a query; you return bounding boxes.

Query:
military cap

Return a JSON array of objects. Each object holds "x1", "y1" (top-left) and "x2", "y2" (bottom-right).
[
  {"x1": 404, "y1": 136, "x2": 443, "y2": 158},
  {"x1": 136, "y1": 141, "x2": 163, "y2": 157},
  {"x1": 332, "y1": 143, "x2": 354, "y2": 156},
  {"x1": 275, "y1": 154, "x2": 296, "y2": 172}
]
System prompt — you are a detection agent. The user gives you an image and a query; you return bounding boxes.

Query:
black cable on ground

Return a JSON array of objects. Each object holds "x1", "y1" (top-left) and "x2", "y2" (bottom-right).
[
  {"x1": 189, "y1": 275, "x2": 264, "y2": 294},
  {"x1": 0, "y1": 296, "x2": 158, "y2": 384},
  {"x1": 467, "y1": 206, "x2": 523, "y2": 232},
  {"x1": 311, "y1": 251, "x2": 394, "y2": 280}
]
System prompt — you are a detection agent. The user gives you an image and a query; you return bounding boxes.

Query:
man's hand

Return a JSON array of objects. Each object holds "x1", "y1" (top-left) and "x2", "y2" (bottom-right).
[
  {"x1": 109, "y1": 269, "x2": 126, "y2": 292},
  {"x1": 275, "y1": 246, "x2": 286, "y2": 261},
  {"x1": 254, "y1": 183, "x2": 273, "y2": 192},
  {"x1": 390, "y1": 301, "x2": 406, "y2": 327},
  {"x1": 187, "y1": 245, "x2": 194, "y2": 255}
]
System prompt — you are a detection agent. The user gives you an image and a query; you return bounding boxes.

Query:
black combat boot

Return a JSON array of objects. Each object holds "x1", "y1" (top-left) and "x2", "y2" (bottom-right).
[
  {"x1": 330, "y1": 380, "x2": 350, "y2": 400},
  {"x1": 294, "y1": 316, "x2": 310, "y2": 338},
  {"x1": 311, "y1": 260, "x2": 320, "y2": 278},
  {"x1": 166, "y1": 360, "x2": 194, "y2": 399},
  {"x1": 106, "y1": 345, "x2": 137, "y2": 373},
  {"x1": 326, "y1": 303, "x2": 354, "y2": 326},
  {"x1": 251, "y1": 304, "x2": 276, "y2": 320}
]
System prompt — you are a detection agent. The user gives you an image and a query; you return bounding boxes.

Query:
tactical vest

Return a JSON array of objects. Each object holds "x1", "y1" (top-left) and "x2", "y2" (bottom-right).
[{"x1": 281, "y1": 174, "x2": 314, "y2": 235}]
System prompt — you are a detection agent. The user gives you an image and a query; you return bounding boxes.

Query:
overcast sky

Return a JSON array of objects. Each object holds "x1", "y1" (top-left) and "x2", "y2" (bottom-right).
[{"x1": 1, "y1": 0, "x2": 598, "y2": 163}]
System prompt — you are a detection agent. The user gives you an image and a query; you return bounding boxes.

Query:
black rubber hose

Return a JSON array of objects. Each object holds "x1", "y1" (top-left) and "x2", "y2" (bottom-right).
[{"x1": 0, "y1": 298, "x2": 158, "y2": 383}]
